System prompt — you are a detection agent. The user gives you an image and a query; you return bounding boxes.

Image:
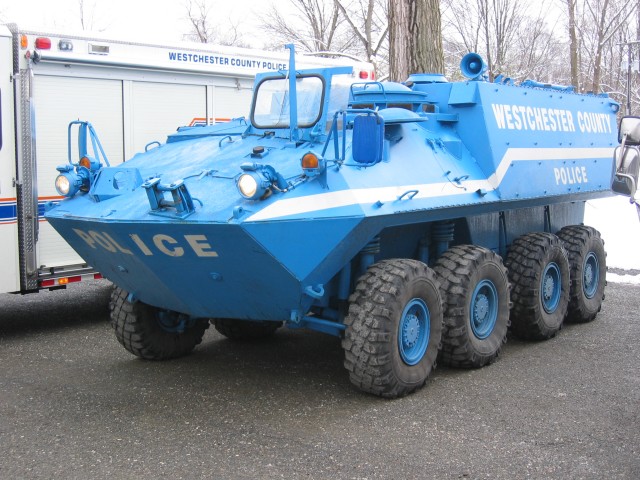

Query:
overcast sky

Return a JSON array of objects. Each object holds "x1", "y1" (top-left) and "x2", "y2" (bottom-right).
[{"x1": 1, "y1": 0, "x2": 275, "y2": 47}]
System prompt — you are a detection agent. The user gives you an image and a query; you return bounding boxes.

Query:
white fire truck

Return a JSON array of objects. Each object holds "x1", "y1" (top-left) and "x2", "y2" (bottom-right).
[{"x1": 0, "y1": 24, "x2": 375, "y2": 294}]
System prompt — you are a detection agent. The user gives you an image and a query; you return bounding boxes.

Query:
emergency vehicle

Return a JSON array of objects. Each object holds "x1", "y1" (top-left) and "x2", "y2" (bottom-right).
[{"x1": 0, "y1": 24, "x2": 374, "y2": 294}]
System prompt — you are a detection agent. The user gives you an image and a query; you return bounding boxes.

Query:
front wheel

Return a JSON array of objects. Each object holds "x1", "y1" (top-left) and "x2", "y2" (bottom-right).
[
  {"x1": 434, "y1": 245, "x2": 511, "y2": 368},
  {"x1": 110, "y1": 287, "x2": 209, "y2": 360},
  {"x1": 342, "y1": 259, "x2": 443, "y2": 398}
]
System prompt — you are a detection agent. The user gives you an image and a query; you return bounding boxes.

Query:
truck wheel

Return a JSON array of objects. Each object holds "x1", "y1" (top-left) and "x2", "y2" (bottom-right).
[
  {"x1": 434, "y1": 245, "x2": 511, "y2": 368},
  {"x1": 342, "y1": 259, "x2": 443, "y2": 398},
  {"x1": 506, "y1": 233, "x2": 570, "y2": 340},
  {"x1": 213, "y1": 319, "x2": 282, "y2": 340},
  {"x1": 557, "y1": 225, "x2": 606, "y2": 323},
  {"x1": 110, "y1": 287, "x2": 209, "y2": 360}
]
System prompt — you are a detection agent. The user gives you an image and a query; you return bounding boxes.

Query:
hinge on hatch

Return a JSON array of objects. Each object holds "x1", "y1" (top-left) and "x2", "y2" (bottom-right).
[{"x1": 142, "y1": 178, "x2": 197, "y2": 219}]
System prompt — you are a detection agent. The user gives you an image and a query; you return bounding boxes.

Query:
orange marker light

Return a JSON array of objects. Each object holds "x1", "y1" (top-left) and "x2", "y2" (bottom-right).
[
  {"x1": 20, "y1": 34, "x2": 28, "y2": 49},
  {"x1": 79, "y1": 157, "x2": 91, "y2": 169},
  {"x1": 302, "y1": 153, "x2": 319, "y2": 169}
]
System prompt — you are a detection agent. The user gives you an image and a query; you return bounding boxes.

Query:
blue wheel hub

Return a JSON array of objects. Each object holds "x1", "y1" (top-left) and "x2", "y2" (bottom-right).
[
  {"x1": 583, "y1": 252, "x2": 600, "y2": 299},
  {"x1": 398, "y1": 298, "x2": 430, "y2": 366},
  {"x1": 541, "y1": 262, "x2": 562, "y2": 313},
  {"x1": 470, "y1": 279, "x2": 499, "y2": 339},
  {"x1": 156, "y1": 310, "x2": 190, "y2": 333}
]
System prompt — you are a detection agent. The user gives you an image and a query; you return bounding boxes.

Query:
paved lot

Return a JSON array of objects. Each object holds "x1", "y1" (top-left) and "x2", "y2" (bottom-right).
[{"x1": 0, "y1": 279, "x2": 638, "y2": 479}]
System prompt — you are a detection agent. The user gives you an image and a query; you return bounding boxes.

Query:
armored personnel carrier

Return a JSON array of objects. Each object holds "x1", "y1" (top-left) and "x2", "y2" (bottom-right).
[{"x1": 46, "y1": 46, "x2": 638, "y2": 397}]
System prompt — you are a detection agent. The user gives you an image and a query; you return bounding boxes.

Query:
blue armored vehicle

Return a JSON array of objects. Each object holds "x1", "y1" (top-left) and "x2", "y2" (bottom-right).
[{"x1": 46, "y1": 46, "x2": 637, "y2": 398}]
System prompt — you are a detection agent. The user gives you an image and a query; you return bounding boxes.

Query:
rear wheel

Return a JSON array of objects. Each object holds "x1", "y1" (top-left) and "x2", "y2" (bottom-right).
[
  {"x1": 213, "y1": 319, "x2": 282, "y2": 340},
  {"x1": 557, "y1": 225, "x2": 606, "y2": 323},
  {"x1": 342, "y1": 259, "x2": 443, "y2": 398},
  {"x1": 506, "y1": 233, "x2": 570, "y2": 340},
  {"x1": 110, "y1": 287, "x2": 209, "y2": 360},
  {"x1": 434, "y1": 245, "x2": 511, "y2": 368}
]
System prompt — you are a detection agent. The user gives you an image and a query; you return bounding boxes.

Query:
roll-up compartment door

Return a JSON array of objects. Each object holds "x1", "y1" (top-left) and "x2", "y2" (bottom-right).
[
  {"x1": 129, "y1": 82, "x2": 206, "y2": 155},
  {"x1": 212, "y1": 85, "x2": 253, "y2": 121},
  {"x1": 34, "y1": 75, "x2": 124, "y2": 268}
]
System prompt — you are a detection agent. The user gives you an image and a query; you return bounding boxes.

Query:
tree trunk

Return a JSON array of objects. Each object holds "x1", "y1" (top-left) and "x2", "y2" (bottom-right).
[
  {"x1": 567, "y1": 0, "x2": 580, "y2": 90},
  {"x1": 389, "y1": 0, "x2": 444, "y2": 81},
  {"x1": 591, "y1": 0, "x2": 610, "y2": 93}
]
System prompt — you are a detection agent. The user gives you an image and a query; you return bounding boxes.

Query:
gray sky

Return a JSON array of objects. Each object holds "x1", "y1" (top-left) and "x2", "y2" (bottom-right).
[{"x1": 2, "y1": 0, "x2": 274, "y2": 47}]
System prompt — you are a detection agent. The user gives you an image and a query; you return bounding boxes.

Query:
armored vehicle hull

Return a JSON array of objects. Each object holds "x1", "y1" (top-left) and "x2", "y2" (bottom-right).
[{"x1": 46, "y1": 49, "x2": 625, "y2": 397}]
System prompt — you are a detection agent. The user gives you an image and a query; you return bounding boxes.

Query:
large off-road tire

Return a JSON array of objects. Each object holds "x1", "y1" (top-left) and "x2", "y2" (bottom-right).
[
  {"x1": 213, "y1": 319, "x2": 282, "y2": 340},
  {"x1": 557, "y1": 225, "x2": 607, "y2": 323},
  {"x1": 110, "y1": 287, "x2": 209, "y2": 360},
  {"x1": 434, "y1": 245, "x2": 511, "y2": 368},
  {"x1": 506, "y1": 232, "x2": 570, "y2": 340},
  {"x1": 342, "y1": 259, "x2": 443, "y2": 398}
]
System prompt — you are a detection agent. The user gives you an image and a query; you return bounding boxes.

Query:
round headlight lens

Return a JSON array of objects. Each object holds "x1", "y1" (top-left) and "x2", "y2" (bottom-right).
[
  {"x1": 237, "y1": 173, "x2": 259, "y2": 199},
  {"x1": 55, "y1": 174, "x2": 71, "y2": 196}
]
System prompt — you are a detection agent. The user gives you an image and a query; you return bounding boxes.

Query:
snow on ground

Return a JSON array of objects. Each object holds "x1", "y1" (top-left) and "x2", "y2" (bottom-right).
[
  {"x1": 607, "y1": 272, "x2": 640, "y2": 285},
  {"x1": 584, "y1": 196, "x2": 640, "y2": 283}
]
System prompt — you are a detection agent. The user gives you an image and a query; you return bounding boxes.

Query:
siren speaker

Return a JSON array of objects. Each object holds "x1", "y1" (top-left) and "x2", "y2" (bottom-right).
[{"x1": 460, "y1": 53, "x2": 486, "y2": 79}]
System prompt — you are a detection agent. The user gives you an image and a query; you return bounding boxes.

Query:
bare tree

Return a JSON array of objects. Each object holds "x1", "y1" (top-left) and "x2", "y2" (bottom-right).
[
  {"x1": 183, "y1": 0, "x2": 249, "y2": 46},
  {"x1": 77, "y1": 0, "x2": 107, "y2": 32},
  {"x1": 184, "y1": 0, "x2": 214, "y2": 43},
  {"x1": 334, "y1": 0, "x2": 389, "y2": 76},
  {"x1": 388, "y1": 0, "x2": 444, "y2": 81},
  {"x1": 581, "y1": 0, "x2": 637, "y2": 92},
  {"x1": 442, "y1": 0, "x2": 556, "y2": 81},
  {"x1": 261, "y1": 0, "x2": 343, "y2": 52},
  {"x1": 566, "y1": 0, "x2": 580, "y2": 88},
  {"x1": 256, "y1": 0, "x2": 388, "y2": 76}
]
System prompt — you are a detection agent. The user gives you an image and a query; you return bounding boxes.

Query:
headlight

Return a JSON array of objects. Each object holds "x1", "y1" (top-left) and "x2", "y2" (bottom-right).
[
  {"x1": 55, "y1": 174, "x2": 72, "y2": 196},
  {"x1": 54, "y1": 167, "x2": 90, "y2": 197},
  {"x1": 237, "y1": 172, "x2": 269, "y2": 200}
]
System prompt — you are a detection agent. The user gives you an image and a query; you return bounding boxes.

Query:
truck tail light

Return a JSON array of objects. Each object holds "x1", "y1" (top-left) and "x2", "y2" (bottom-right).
[{"x1": 35, "y1": 37, "x2": 52, "y2": 50}]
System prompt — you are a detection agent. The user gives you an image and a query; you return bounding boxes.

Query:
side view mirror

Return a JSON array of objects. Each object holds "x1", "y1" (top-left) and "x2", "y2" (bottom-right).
[
  {"x1": 612, "y1": 145, "x2": 639, "y2": 198},
  {"x1": 618, "y1": 116, "x2": 640, "y2": 145},
  {"x1": 614, "y1": 116, "x2": 640, "y2": 219}
]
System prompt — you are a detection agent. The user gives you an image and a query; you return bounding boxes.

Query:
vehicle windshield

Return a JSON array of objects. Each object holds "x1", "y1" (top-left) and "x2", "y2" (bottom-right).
[{"x1": 252, "y1": 75, "x2": 324, "y2": 129}]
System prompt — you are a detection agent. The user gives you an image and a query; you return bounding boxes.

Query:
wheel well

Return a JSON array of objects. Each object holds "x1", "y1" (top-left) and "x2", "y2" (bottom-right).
[{"x1": 376, "y1": 219, "x2": 472, "y2": 266}]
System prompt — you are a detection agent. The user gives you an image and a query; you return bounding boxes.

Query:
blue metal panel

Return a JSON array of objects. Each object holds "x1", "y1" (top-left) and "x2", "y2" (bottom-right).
[
  {"x1": 243, "y1": 217, "x2": 363, "y2": 282},
  {"x1": 46, "y1": 217, "x2": 302, "y2": 320}
]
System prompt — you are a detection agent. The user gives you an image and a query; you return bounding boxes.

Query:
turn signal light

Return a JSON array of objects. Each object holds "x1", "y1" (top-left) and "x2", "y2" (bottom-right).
[
  {"x1": 79, "y1": 157, "x2": 91, "y2": 169},
  {"x1": 301, "y1": 153, "x2": 319, "y2": 169}
]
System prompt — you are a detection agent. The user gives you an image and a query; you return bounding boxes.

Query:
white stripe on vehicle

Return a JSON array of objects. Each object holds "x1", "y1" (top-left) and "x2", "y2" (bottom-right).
[{"x1": 246, "y1": 147, "x2": 614, "y2": 222}]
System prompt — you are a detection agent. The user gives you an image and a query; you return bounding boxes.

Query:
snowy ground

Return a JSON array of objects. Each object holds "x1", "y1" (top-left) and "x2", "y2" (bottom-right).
[{"x1": 584, "y1": 196, "x2": 640, "y2": 284}]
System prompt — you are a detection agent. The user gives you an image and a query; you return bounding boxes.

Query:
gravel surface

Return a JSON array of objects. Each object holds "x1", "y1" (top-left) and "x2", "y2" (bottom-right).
[{"x1": 0, "y1": 280, "x2": 638, "y2": 479}]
